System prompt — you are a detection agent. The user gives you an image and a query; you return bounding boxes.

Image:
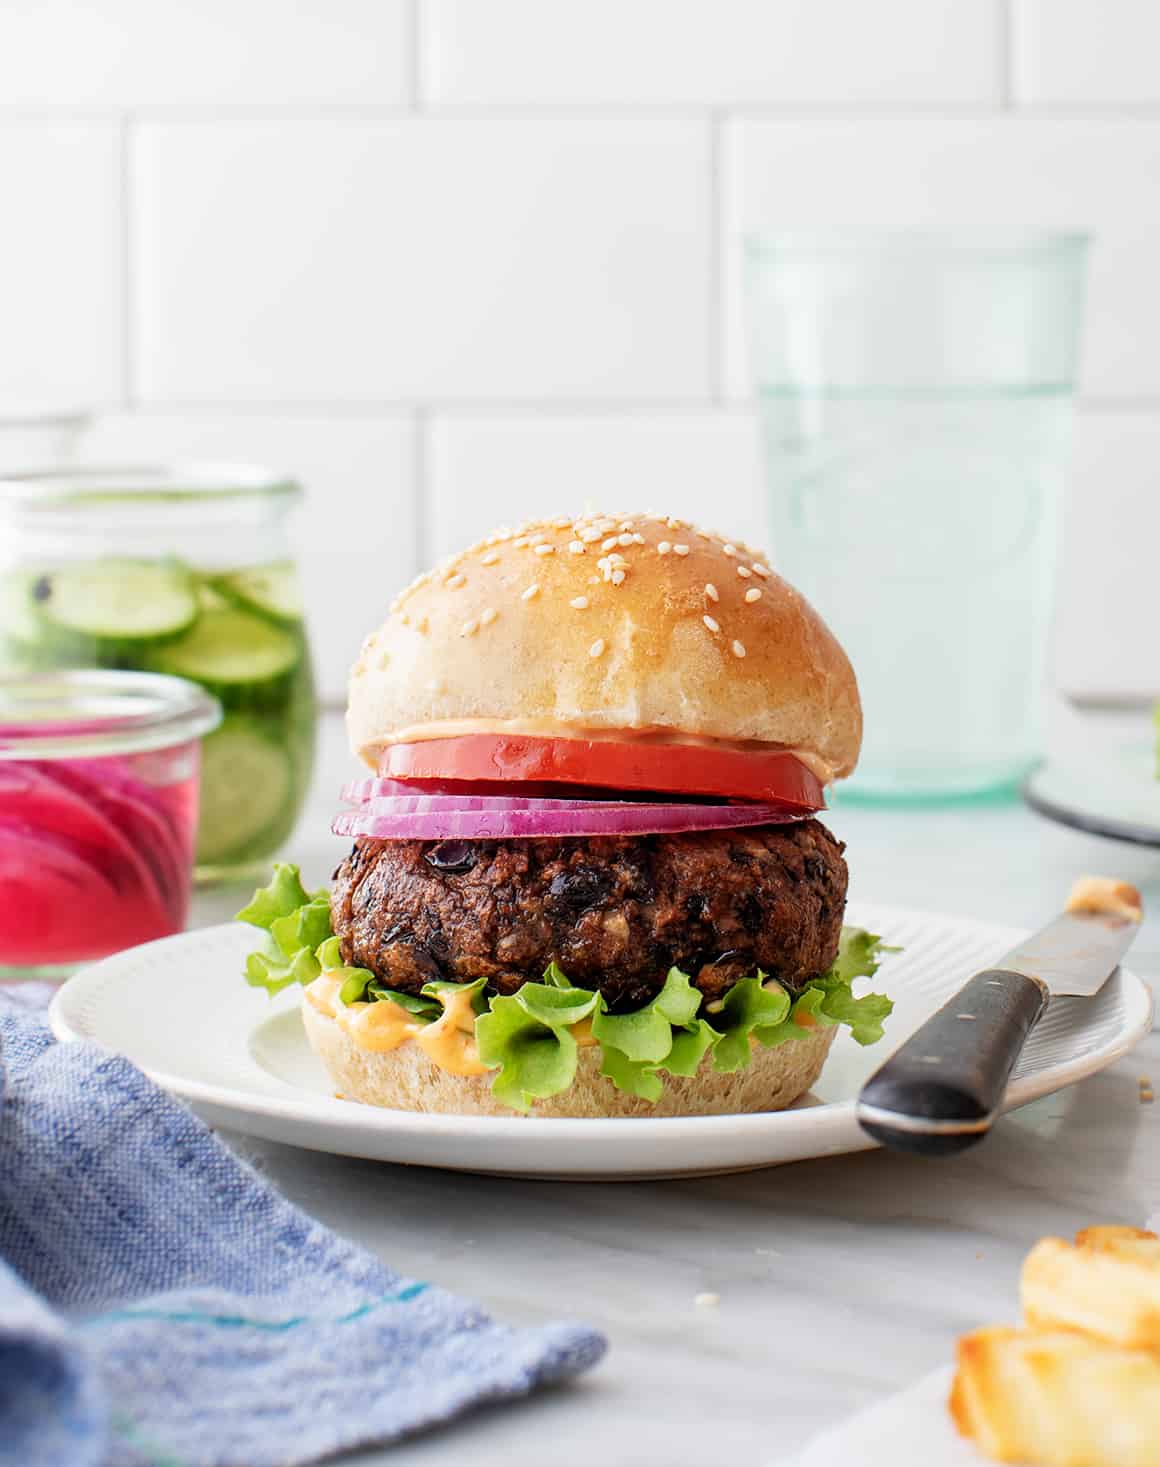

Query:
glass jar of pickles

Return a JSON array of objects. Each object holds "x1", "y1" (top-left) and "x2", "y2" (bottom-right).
[{"x1": 0, "y1": 465, "x2": 317, "y2": 880}]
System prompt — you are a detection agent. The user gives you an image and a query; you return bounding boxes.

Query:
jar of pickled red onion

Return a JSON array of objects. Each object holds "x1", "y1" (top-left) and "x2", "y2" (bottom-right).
[{"x1": 0, "y1": 669, "x2": 219, "y2": 980}]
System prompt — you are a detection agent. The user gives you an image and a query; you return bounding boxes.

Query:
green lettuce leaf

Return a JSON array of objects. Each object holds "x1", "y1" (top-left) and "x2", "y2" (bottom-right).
[
  {"x1": 807, "y1": 976, "x2": 894, "y2": 1046},
  {"x1": 476, "y1": 994, "x2": 581, "y2": 1112},
  {"x1": 831, "y1": 925, "x2": 896, "y2": 986},
  {"x1": 802, "y1": 926, "x2": 895, "y2": 1045},
  {"x1": 707, "y1": 976, "x2": 792, "y2": 1071},
  {"x1": 598, "y1": 1044, "x2": 664, "y2": 1102},
  {"x1": 661, "y1": 1019, "x2": 720, "y2": 1077},
  {"x1": 244, "y1": 945, "x2": 320, "y2": 997},
  {"x1": 512, "y1": 981, "x2": 600, "y2": 1029},
  {"x1": 752, "y1": 985, "x2": 829, "y2": 1049},
  {"x1": 235, "y1": 864, "x2": 326, "y2": 931},
  {"x1": 368, "y1": 983, "x2": 442, "y2": 1020},
  {"x1": 270, "y1": 897, "x2": 332, "y2": 963},
  {"x1": 316, "y1": 935, "x2": 343, "y2": 970},
  {"x1": 420, "y1": 977, "x2": 489, "y2": 1014},
  {"x1": 591, "y1": 966, "x2": 702, "y2": 1063}
]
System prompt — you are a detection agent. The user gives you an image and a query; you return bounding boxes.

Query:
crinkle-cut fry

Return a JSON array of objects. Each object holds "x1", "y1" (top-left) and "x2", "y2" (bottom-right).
[
  {"x1": 1022, "y1": 1230, "x2": 1160, "y2": 1350},
  {"x1": 952, "y1": 1326, "x2": 1160, "y2": 1467}
]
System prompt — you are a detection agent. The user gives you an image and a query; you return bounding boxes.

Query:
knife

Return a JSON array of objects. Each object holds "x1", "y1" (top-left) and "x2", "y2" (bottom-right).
[{"x1": 856, "y1": 878, "x2": 1143, "y2": 1157}]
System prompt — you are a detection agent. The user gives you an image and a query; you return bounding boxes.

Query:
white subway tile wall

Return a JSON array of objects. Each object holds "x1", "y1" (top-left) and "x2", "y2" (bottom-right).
[
  {"x1": 0, "y1": 2, "x2": 1155, "y2": 702},
  {"x1": 0, "y1": 124, "x2": 122, "y2": 404},
  {"x1": 1013, "y1": 0, "x2": 1160, "y2": 106},
  {"x1": 422, "y1": 0, "x2": 1003, "y2": 106}
]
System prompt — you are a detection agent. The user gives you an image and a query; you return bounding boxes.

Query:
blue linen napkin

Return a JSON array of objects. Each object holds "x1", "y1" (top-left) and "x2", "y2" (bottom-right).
[{"x1": 0, "y1": 993, "x2": 605, "y2": 1467}]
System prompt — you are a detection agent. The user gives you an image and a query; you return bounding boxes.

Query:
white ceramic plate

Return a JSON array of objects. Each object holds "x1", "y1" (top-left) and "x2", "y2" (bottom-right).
[
  {"x1": 49, "y1": 902, "x2": 1152, "y2": 1180},
  {"x1": 1024, "y1": 738, "x2": 1160, "y2": 847}
]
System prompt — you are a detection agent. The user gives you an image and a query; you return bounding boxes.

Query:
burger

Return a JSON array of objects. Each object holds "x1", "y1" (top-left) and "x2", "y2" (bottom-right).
[{"x1": 238, "y1": 510, "x2": 893, "y2": 1118}]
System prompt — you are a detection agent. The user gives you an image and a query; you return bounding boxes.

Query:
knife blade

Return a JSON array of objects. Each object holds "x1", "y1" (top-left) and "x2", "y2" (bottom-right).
[{"x1": 856, "y1": 879, "x2": 1142, "y2": 1157}]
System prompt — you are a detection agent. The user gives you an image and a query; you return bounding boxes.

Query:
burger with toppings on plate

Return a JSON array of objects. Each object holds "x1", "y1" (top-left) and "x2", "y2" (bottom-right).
[{"x1": 238, "y1": 511, "x2": 893, "y2": 1117}]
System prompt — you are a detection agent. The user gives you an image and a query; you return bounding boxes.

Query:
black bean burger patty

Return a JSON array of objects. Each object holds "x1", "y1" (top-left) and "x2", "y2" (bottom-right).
[{"x1": 331, "y1": 821, "x2": 847, "y2": 1010}]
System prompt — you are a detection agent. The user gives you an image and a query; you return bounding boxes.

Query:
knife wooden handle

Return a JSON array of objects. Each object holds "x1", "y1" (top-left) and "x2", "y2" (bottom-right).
[{"x1": 855, "y1": 969, "x2": 1049, "y2": 1157}]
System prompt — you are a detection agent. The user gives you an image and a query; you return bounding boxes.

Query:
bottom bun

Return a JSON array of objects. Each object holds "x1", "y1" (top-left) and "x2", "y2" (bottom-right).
[{"x1": 302, "y1": 1000, "x2": 838, "y2": 1119}]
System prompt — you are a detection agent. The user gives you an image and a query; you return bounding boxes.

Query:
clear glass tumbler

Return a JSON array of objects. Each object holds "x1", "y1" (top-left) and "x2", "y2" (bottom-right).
[{"x1": 745, "y1": 233, "x2": 1089, "y2": 801}]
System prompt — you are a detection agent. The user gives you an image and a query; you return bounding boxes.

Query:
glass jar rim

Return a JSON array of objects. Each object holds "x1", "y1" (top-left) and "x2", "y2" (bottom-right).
[
  {"x1": 0, "y1": 461, "x2": 302, "y2": 516},
  {"x1": 745, "y1": 229, "x2": 1091, "y2": 262},
  {"x1": 0, "y1": 669, "x2": 221, "y2": 760}
]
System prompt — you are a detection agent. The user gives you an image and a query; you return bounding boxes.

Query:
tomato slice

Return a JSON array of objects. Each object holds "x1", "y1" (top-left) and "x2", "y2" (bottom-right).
[{"x1": 378, "y1": 735, "x2": 825, "y2": 811}]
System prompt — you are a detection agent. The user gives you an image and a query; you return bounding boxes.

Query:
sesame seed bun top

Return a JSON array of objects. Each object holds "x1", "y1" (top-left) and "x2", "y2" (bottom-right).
[{"x1": 346, "y1": 511, "x2": 862, "y2": 781}]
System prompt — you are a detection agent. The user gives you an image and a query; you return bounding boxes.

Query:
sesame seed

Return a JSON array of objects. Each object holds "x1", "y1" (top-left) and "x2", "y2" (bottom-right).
[
  {"x1": 461, "y1": 619, "x2": 478, "y2": 637},
  {"x1": 535, "y1": 543, "x2": 555, "y2": 556},
  {"x1": 737, "y1": 565, "x2": 753, "y2": 578},
  {"x1": 632, "y1": 533, "x2": 645, "y2": 545},
  {"x1": 658, "y1": 541, "x2": 672, "y2": 556},
  {"x1": 570, "y1": 596, "x2": 589, "y2": 609},
  {"x1": 752, "y1": 563, "x2": 771, "y2": 579},
  {"x1": 745, "y1": 587, "x2": 762, "y2": 603},
  {"x1": 446, "y1": 573, "x2": 466, "y2": 590},
  {"x1": 568, "y1": 541, "x2": 585, "y2": 554},
  {"x1": 723, "y1": 544, "x2": 737, "y2": 557},
  {"x1": 667, "y1": 518, "x2": 685, "y2": 530},
  {"x1": 553, "y1": 516, "x2": 571, "y2": 529},
  {"x1": 480, "y1": 552, "x2": 500, "y2": 566},
  {"x1": 513, "y1": 538, "x2": 529, "y2": 549},
  {"x1": 579, "y1": 526, "x2": 601, "y2": 543},
  {"x1": 479, "y1": 607, "x2": 497, "y2": 627},
  {"x1": 610, "y1": 569, "x2": 626, "y2": 585},
  {"x1": 589, "y1": 638, "x2": 606, "y2": 659},
  {"x1": 695, "y1": 529, "x2": 711, "y2": 540},
  {"x1": 705, "y1": 583, "x2": 719, "y2": 602},
  {"x1": 620, "y1": 521, "x2": 634, "y2": 531},
  {"x1": 521, "y1": 584, "x2": 540, "y2": 601},
  {"x1": 602, "y1": 537, "x2": 619, "y2": 552},
  {"x1": 732, "y1": 640, "x2": 746, "y2": 658},
  {"x1": 616, "y1": 533, "x2": 634, "y2": 547},
  {"x1": 673, "y1": 544, "x2": 690, "y2": 557},
  {"x1": 703, "y1": 614, "x2": 720, "y2": 633}
]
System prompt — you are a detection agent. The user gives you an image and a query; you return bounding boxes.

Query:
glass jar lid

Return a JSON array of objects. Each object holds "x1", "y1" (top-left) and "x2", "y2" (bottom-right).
[
  {"x1": 0, "y1": 670, "x2": 221, "y2": 760},
  {"x1": 0, "y1": 463, "x2": 302, "y2": 532}
]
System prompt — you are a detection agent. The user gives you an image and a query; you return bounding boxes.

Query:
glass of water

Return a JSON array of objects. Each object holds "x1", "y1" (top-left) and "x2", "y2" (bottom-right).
[{"x1": 745, "y1": 233, "x2": 1089, "y2": 801}]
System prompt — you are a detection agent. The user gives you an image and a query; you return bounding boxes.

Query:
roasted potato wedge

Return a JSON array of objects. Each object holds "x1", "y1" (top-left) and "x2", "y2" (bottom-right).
[
  {"x1": 952, "y1": 1325, "x2": 1160, "y2": 1467},
  {"x1": 1022, "y1": 1229, "x2": 1160, "y2": 1350}
]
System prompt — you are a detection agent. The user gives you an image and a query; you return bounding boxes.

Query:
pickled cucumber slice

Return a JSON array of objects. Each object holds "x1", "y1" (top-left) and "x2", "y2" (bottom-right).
[
  {"x1": 212, "y1": 562, "x2": 302, "y2": 626},
  {"x1": 36, "y1": 559, "x2": 198, "y2": 644},
  {"x1": 196, "y1": 719, "x2": 295, "y2": 865},
  {"x1": 0, "y1": 571, "x2": 47, "y2": 652},
  {"x1": 150, "y1": 607, "x2": 300, "y2": 690}
]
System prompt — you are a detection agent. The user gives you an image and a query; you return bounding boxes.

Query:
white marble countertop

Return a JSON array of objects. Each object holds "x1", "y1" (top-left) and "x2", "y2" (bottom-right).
[{"x1": 191, "y1": 711, "x2": 1160, "y2": 1466}]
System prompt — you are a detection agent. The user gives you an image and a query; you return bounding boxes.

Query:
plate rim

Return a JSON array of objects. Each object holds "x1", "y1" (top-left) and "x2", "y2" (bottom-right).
[
  {"x1": 47, "y1": 902, "x2": 1155, "y2": 1148},
  {"x1": 1023, "y1": 768, "x2": 1160, "y2": 849}
]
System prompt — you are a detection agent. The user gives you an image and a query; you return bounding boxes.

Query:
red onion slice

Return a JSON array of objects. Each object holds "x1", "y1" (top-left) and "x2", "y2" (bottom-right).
[
  {"x1": 358, "y1": 793, "x2": 649, "y2": 814},
  {"x1": 332, "y1": 799, "x2": 806, "y2": 841}
]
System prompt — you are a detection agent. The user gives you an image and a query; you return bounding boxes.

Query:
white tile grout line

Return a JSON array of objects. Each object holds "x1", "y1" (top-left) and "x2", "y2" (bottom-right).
[
  {"x1": 104, "y1": 397, "x2": 1160, "y2": 418},
  {"x1": 118, "y1": 114, "x2": 135, "y2": 409},
  {"x1": 406, "y1": 0, "x2": 423, "y2": 112},
  {"x1": 9, "y1": 102, "x2": 1160, "y2": 123},
  {"x1": 999, "y1": 0, "x2": 1014, "y2": 111}
]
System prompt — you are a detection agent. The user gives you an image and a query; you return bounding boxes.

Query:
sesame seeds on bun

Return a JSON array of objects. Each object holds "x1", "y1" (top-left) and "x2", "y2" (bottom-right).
[{"x1": 346, "y1": 511, "x2": 862, "y2": 781}]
